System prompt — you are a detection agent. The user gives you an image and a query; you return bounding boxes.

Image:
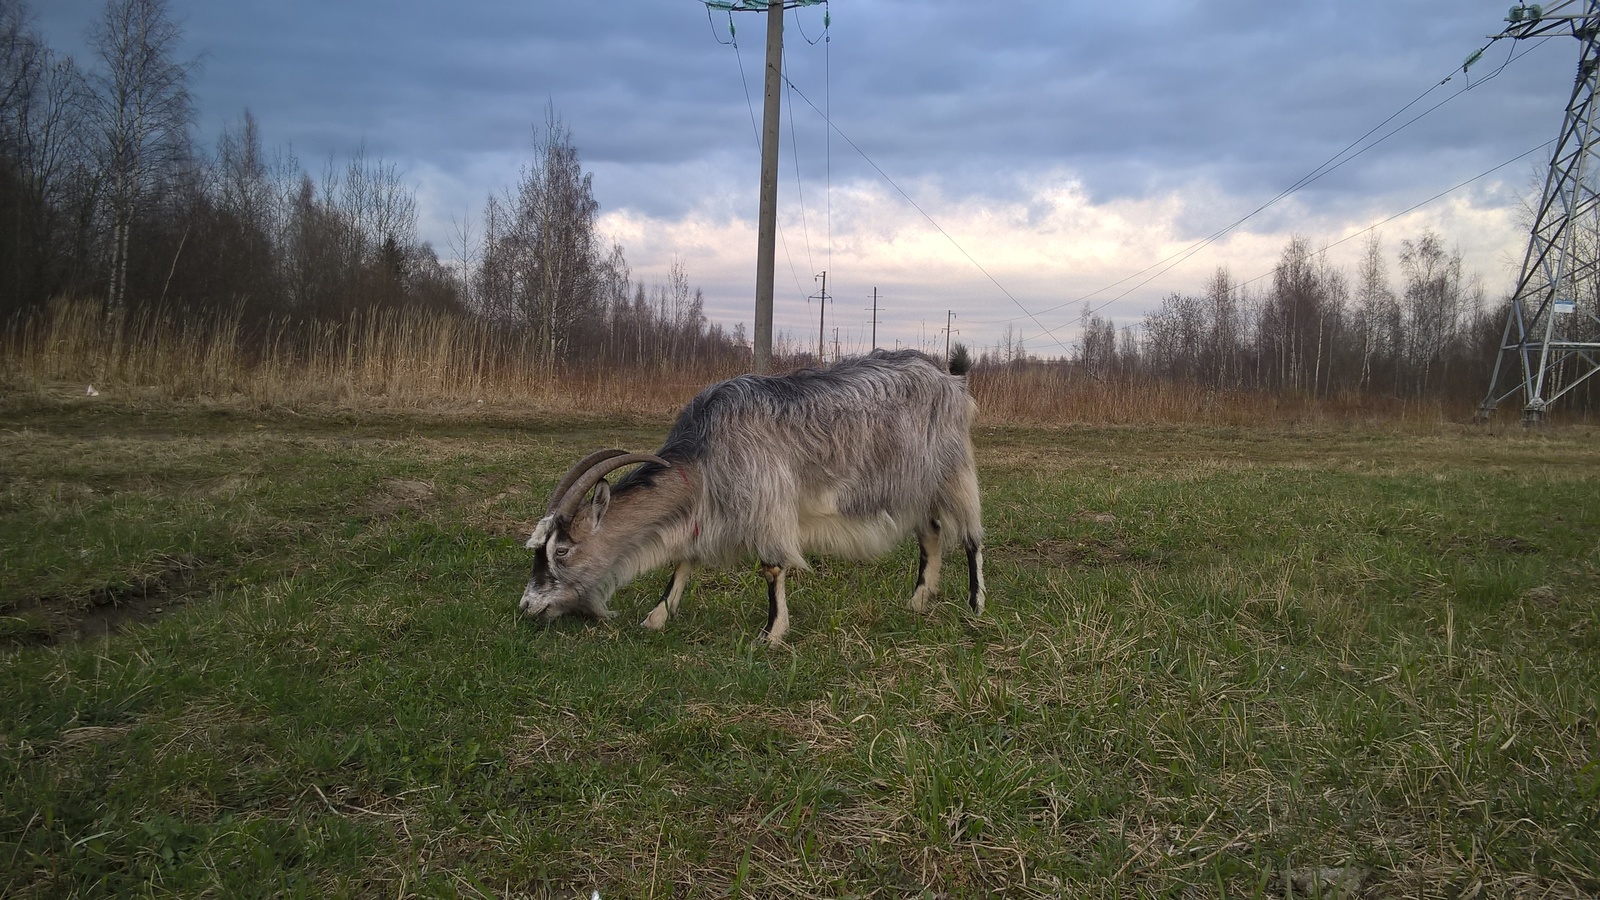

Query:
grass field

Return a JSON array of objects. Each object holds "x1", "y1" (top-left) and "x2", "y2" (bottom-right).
[{"x1": 2, "y1": 392, "x2": 1598, "y2": 898}]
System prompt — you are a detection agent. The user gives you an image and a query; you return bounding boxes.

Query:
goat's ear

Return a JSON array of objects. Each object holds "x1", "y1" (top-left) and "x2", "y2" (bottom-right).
[{"x1": 589, "y1": 480, "x2": 611, "y2": 529}]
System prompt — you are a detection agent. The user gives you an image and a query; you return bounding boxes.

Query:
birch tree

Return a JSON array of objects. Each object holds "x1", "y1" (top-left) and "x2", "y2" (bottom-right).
[
  {"x1": 92, "y1": 0, "x2": 194, "y2": 312},
  {"x1": 477, "y1": 105, "x2": 601, "y2": 365}
]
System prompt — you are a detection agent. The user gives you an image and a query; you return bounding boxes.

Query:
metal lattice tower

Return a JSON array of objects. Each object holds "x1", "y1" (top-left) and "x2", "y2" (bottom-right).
[{"x1": 1481, "y1": 1, "x2": 1600, "y2": 423}]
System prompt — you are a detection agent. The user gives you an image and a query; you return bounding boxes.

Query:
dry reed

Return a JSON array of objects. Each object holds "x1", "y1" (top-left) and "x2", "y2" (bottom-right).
[
  {"x1": 0, "y1": 298, "x2": 744, "y2": 418},
  {"x1": 969, "y1": 364, "x2": 1462, "y2": 427},
  {"x1": 3, "y1": 298, "x2": 1467, "y2": 426}
]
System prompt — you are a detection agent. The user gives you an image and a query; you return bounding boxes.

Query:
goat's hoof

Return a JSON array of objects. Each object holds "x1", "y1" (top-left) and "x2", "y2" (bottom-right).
[
  {"x1": 640, "y1": 605, "x2": 669, "y2": 631},
  {"x1": 909, "y1": 586, "x2": 938, "y2": 613}
]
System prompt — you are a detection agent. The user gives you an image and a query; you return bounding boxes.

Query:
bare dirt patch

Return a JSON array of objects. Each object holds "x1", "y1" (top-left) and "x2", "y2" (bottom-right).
[
  {"x1": 991, "y1": 535, "x2": 1161, "y2": 570},
  {"x1": 359, "y1": 478, "x2": 437, "y2": 519},
  {"x1": 3, "y1": 554, "x2": 207, "y2": 648}
]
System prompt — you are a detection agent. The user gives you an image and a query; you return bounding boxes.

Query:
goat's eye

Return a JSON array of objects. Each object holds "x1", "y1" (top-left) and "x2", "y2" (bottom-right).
[{"x1": 553, "y1": 546, "x2": 572, "y2": 560}]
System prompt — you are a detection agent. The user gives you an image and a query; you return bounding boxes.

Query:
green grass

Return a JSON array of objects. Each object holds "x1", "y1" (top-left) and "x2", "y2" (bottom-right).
[{"x1": 2, "y1": 399, "x2": 1598, "y2": 897}]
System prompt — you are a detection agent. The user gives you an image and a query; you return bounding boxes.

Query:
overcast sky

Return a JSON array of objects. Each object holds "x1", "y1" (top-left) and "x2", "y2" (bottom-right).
[{"x1": 33, "y1": 0, "x2": 1579, "y2": 357}]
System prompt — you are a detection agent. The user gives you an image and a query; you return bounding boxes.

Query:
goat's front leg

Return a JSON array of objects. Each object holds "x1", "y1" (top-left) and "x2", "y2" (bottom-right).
[
  {"x1": 641, "y1": 561, "x2": 693, "y2": 630},
  {"x1": 759, "y1": 562, "x2": 789, "y2": 646},
  {"x1": 909, "y1": 520, "x2": 942, "y2": 612}
]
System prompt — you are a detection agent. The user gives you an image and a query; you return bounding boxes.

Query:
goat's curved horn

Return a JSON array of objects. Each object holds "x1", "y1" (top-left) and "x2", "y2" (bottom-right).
[
  {"x1": 545, "y1": 449, "x2": 629, "y2": 513},
  {"x1": 553, "y1": 452, "x2": 671, "y2": 520}
]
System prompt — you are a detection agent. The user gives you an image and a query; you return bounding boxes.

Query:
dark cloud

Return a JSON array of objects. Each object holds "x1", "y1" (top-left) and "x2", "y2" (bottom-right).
[
  {"x1": 29, "y1": 0, "x2": 1576, "y2": 345},
  {"x1": 34, "y1": 1, "x2": 1566, "y2": 202}
]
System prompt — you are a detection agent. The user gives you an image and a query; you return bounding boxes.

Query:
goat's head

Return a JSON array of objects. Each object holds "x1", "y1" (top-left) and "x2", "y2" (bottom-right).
[{"x1": 520, "y1": 449, "x2": 669, "y2": 622}]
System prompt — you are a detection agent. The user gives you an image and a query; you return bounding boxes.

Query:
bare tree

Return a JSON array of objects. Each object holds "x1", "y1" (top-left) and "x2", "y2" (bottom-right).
[
  {"x1": 0, "y1": 1, "x2": 98, "y2": 312},
  {"x1": 0, "y1": 0, "x2": 42, "y2": 146},
  {"x1": 1399, "y1": 230, "x2": 1465, "y2": 397},
  {"x1": 1352, "y1": 233, "x2": 1398, "y2": 392},
  {"x1": 215, "y1": 110, "x2": 275, "y2": 237},
  {"x1": 1143, "y1": 292, "x2": 1204, "y2": 383},
  {"x1": 1203, "y1": 267, "x2": 1241, "y2": 388},
  {"x1": 481, "y1": 104, "x2": 602, "y2": 365},
  {"x1": 1076, "y1": 303, "x2": 1118, "y2": 379},
  {"x1": 92, "y1": 0, "x2": 194, "y2": 312},
  {"x1": 204, "y1": 109, "x2": 294, "y2": 317},
  {"x1": 1257, "y1": 236, "x2": 1345, "y2": 396}
]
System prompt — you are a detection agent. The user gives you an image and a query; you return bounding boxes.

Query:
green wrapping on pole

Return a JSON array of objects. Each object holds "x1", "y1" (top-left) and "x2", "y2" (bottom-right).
[{"x1": 700, "y1": 0, "x2": 826, "y2": 9}]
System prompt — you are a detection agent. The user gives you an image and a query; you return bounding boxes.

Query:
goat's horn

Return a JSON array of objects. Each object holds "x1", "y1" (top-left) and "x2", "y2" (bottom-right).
[
  {"x1": 553, "y1": 452, "x2": 671, "y2": 520},
  {"x1": 545, "y1": 448, "x2": 629, "y2": 513}
]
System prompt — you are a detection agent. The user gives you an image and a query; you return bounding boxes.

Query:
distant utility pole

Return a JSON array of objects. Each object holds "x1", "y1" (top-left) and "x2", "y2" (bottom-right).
[
  {"x1": 700, "y1": 0, "x2": 828, "y2": 374},
  {"x1": 942, "y1": 310, "x2": 958, "y2": 366},
  {"x1": 810, "y1": 270, "x2": 829, "y2": 361},
  {"x1": 866, "y1": 287, "x2": 881, "y2": 350},
  {"x1": 1480, "y1": 1, "x2": 1600, "y2": 424}
]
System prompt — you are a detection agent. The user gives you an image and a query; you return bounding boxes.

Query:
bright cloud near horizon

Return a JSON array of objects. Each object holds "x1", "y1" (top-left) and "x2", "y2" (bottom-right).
[{"x1": 36, "y1": 0, "x2": 1572, "y2": 357}]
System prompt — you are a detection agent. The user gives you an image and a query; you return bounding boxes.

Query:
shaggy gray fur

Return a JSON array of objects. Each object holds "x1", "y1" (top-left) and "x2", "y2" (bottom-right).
[
  {"x1": 521, "y1": 349, "x2": 986, "y2": 643},
  {"x1": 638, "y1": 348, "x2": 982, "y2": 568}
]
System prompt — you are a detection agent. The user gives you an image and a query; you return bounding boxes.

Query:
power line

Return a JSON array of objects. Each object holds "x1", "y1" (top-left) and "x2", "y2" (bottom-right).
[
  {"x1": 784, "y1": 47, "x2": 815, "y2": 280},
  {"x1": 704, "y1": 6, "x2": 737, "y2": 45},
  {"x1": 724, "y1": 5, "x2": 1551, "y2": 361},
  {"x1": 1004, "y1": 35, "x2": 1553, "y2": 348},
  {"x1": 781, "y1": 76, "x2": 1074, "y2": 356},
  {"x1": 780, "y1": 34, "x2": 1545, "y2": 357},
  {"x1": 791, "y1": 2, "x2": 829, "y2": 44},
  {"x1": 1232, "y1": 140, "x2": 1555, "y2": 293},
  {"x1": 727, "y1": 10, "x2": 813, "y2": 304}
]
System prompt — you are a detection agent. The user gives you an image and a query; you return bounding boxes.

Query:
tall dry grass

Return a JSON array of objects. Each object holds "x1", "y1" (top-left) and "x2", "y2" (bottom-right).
[
  {"x1": 2, "y1": 298, "x2": 1466, "y2": 426},
  {"x1": 0, "y1": 299, "x2": 744, "y2": 418},
  {"x1": 969, "y1": 364, "x2": 1464, "y2": 427}
]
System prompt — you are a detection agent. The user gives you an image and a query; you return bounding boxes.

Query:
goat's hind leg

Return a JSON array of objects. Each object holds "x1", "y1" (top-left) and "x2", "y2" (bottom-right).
[
  {"x1": 965, "y1": 537, "x2": 987, "y2": 616},
  {"x1": 909, "y1": 520, "x2": 943, "y2": 613},
  {"x1": 944, "y1": 462, "x2": 987, "y2": 616},
  {"x1": 759, "y1": 562, "x2": 790, "y2": 646},
  {"x1": 641, "y1": 561, "x2": 693, "y2": 631}
]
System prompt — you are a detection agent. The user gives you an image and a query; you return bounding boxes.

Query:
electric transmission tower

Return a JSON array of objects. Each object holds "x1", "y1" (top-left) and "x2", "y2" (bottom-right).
[
  {"x1": 1481, "y1": 1, "x2": 1600, "y2": 423},
  {"x1": 701, "y1": 0, "x2": 828, "y2": 373}
]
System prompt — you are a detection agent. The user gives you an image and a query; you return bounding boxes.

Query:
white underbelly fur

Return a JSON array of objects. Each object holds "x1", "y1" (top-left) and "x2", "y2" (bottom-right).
[{"x1": 797, "y1": 507, "x2": 908, "y2": 560}]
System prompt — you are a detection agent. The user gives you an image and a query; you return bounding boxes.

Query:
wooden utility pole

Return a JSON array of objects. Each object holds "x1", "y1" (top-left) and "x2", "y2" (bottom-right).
[
  {"x1": 811, "y1": 270, "x2": 828, "y2": 361},
  {"x1": 699, "y1": 0, "x2": 827, "y2": 373},
  {"x1": 867, "y1": 287, "x2": 880, "y2": 350},
  {"x1": 943, "y1": 310, "x2": 957, "y2": 366},
  {"x1": 753, "y1": 2, "x2": 784, "y2": 373}
]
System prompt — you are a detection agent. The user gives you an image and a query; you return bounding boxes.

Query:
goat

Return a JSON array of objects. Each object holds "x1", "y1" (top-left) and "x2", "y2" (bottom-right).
[{"x1": 517, "y1": 349, "x2": 986, "y2": 645}]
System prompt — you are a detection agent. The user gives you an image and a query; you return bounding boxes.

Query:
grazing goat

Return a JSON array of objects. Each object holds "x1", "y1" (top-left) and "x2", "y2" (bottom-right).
[{"x1": 518, "y1": 349, "x2": 986, "y2": 645}]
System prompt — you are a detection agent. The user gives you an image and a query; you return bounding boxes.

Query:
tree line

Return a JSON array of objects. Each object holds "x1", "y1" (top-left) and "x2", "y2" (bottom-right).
[
  {"x1": 6, "y1": 0, "x2": 1592, "y2": 414},
  {"x1": 0, "y1": 0, "x2": 748, "y2": 373},
  {"x1": 1134, "y1": 232, "x2": 1502, "y2": 404},
  {"x1": 977, "y1": 229, "x2": 1597, "y2": 415}
]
